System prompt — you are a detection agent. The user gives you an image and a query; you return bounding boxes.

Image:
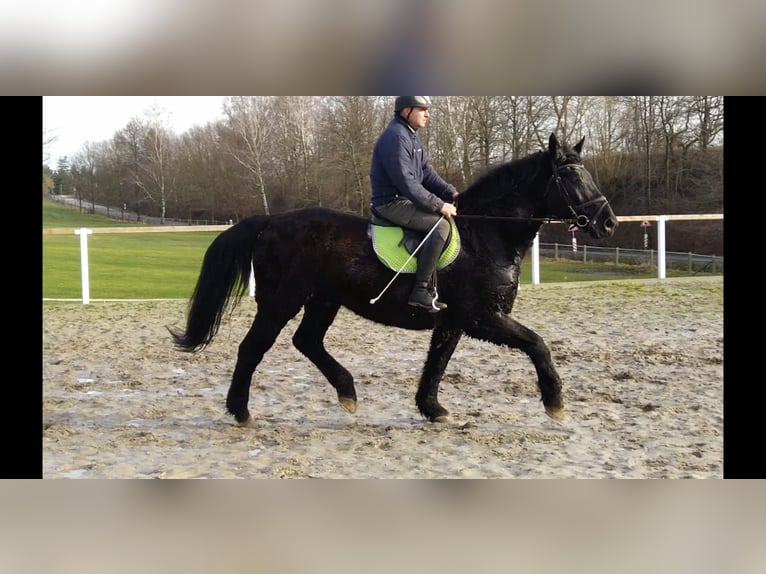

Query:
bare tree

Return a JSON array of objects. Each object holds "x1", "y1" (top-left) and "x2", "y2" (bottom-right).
[
  {"x1": 493, "y1": 96, "x2": 531, "y2": 161},
  {"x1": 70, "y1": 142, "x2": 100, "y2": 214},
  {"x1": 428, "y1": 96, "x2": 476, "y2": 186},
  {"x1": 463, "y1": 97, "x2": 494, "y2": 168},
  {"x1": 549, "y1": 96, "x2": 592, "y2": 145},
  {"x1": 428, "y1": 96, "x2": 465, "y2": 187},
  {"x1": 174, "y1": 123, "x2": 232, "y2": 222},
  {"x1": 223, "y1": 96, "x2": 272, "y2": 215},
  {"x1": 584, "y1": 96, "x2": 625, "y2": 164},
  {"x1": 656, "y1": 96, "x2": 689, "y2": 204},
  {"x1": 133, "y1": 106, "x2": 176, "y2": 223},
  {"x1": 113, "y1": 118, "x2": 149, "y2": 220},
  {"x1": 92, "y1": 141, "x2": 126, "y2": 219},
  {"x1": 270, "y1": 96, "x2": 317, "y2": 207},
  {"x1": 317, "y1": 96, "x2": 383, "y2": 214},
  {"x1": 43, "y1": 128, "x2": 57, "y2": 167},
  {"x1": 688, "y1": 96, "x2": 724, "y2": 150},
  {"x1": 631, "y1": 96, "x2": 660, "y2": 210}
]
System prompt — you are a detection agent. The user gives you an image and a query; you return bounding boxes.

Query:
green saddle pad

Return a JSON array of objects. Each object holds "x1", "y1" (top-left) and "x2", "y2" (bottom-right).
[{"x1": 371, "y1": 217, "x2": 460, "y2": 273}]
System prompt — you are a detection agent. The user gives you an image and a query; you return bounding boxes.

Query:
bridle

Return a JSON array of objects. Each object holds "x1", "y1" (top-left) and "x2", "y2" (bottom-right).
[
  {"x1": 544, "y1": 162, "x2": 611, "y2": 228},
  {"x1": 456, "y1": 161, "x2": 609, "y2": 227}
]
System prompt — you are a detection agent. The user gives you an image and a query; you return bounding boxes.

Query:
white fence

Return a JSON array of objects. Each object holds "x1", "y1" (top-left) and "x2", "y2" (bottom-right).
[
  {"x1": 44, "y1": 214, "x2": 723, "y2": 304},
  {"x1": 533, "y1": 214, "x2": 723, "y2": 284}
]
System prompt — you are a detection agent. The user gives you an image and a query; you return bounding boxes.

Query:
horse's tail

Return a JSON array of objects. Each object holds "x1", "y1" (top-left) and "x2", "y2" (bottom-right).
[{"x1": 169, "y1": 216, "x2": 270, "y2": 352}]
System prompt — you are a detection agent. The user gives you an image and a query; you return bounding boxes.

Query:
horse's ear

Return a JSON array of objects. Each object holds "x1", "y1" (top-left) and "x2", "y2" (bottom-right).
[
  {"x1": 548, "y1": 133, "x2": 560, "y2": 157},
  {"x1": 573, "y1": 136, "x2": 585, "y2": 154}
]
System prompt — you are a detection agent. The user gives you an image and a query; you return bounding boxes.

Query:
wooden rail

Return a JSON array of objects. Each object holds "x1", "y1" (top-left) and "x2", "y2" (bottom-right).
[
  {"x1": 43, "y1": 225, "x2": 230, "y2": 236},
  {"x1": 615, "y1": 214, "x2": 723, "y2": 223}
]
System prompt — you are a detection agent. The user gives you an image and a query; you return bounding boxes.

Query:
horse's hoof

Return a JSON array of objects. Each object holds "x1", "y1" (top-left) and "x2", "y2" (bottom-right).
[
  {"x1": 339, "y1": 397, "x2": 357, "y2": 414},
  {"x1": 237, "y1": 415, "x2": 255, "y2": 428},
  {"x1": 545, "y1": 406, "x2": 565, "y2": 422},
  {"x1": 431, "y1": 414, "x2": 451, "y2": 423}
]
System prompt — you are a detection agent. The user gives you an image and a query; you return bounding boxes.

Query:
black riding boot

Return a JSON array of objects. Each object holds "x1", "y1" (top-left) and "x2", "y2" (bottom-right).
[{"x1": 408, "y1": 235, "x2": 447, "y2": 312}]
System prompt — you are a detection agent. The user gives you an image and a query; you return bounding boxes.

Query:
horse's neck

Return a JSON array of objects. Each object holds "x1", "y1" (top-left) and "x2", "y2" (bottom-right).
[
  {"x1": 499, "y1": 222, "x2": 540, "y2": 255},
  {"x1": 458, "y1": 157, "x2": 549, "y2": 262},
  {"x1": 471, "y1": 220, "x2": 541, "y2": 267}
]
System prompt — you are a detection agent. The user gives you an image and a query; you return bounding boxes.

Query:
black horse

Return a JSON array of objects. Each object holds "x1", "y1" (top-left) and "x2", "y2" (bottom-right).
[{"x1": 170, "y1": 134, "x2": 618, "y2": 426}]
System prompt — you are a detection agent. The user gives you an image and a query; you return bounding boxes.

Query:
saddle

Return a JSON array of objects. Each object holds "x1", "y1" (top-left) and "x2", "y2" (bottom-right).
[{"x1": 368, "y1": 212, "x2": 461, "y2": 273}]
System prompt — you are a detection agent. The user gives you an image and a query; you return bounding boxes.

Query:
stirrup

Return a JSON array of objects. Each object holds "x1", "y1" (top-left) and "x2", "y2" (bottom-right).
[
  {"x1": 430, "y1": 286, "x2": 447, "y2": 311},
  {"x1": 408, "y1": 285, "x2": 447, "y2": 312}
]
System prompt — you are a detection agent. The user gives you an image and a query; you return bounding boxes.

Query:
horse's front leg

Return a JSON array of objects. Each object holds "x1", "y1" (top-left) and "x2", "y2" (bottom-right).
[
  {"x1": 416, "y1": 325, "x2": 463, "y2": 422},
  {"x1": 464, "y1": 315, "x2": 564, "y2": 421}
]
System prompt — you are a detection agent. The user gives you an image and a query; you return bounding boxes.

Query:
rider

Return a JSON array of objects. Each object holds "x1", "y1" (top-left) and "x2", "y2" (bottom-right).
[{"x1": 370, "y1": 96, "x2": 459, "y2": 312}]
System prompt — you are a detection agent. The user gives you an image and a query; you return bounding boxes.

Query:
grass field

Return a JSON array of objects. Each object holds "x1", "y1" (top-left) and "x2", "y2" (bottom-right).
[
  {"x1": 43, "y1": 198, "x2": 219, "y2": 299},
  {"x1": 42, "y1": 197, "x2": 716, "y2": 300},
  {"x1": 43, "y1": 198, "x2": 143, "y2": 229}
]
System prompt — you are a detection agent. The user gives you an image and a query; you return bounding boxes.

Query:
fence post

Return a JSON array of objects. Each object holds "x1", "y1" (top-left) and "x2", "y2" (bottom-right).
[
  {"x1": 74, "y1": 228, "x2": 93, "y2": 304},
  {"x1": 657, "y1": 216, "x2": 668, "y2": 279},
  {"x1": 532, "y1": 233, "x2": 541, "y2": 285}
]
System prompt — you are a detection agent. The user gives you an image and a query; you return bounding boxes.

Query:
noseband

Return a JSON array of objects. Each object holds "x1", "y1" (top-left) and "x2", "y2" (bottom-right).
[{"x1": 546, "y1": 163, "x2": 611, "y2": 228}]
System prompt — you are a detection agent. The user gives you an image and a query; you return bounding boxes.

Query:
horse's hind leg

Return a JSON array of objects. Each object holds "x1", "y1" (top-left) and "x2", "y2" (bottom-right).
[
  {"x1": 292, "y1": 299, "x2": 357, "y2": 414},
  {"x1": 226, "y1": 310, "x2": 296, "y2": 426},
  {"x1": 416, "y1": 325, "x2": 463, "y2": 422}
]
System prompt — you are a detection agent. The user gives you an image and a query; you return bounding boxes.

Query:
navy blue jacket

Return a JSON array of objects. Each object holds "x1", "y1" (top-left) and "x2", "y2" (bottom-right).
[{"x1": 370, "y1": 116, "x2": 456, "y2": 212}]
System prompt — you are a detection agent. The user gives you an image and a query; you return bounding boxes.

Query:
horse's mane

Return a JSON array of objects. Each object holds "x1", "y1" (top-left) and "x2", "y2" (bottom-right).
[
  {"x1": 457, "y1": 140, "x2": 584, "y2": 217},
  {"x1": 458, "y1": 150, "x2": 548, "y2": 216}
]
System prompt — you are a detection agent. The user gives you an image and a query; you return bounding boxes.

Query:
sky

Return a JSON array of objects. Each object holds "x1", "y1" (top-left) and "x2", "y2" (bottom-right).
[{"x1": 43, "y1": 96, "x2": 228, "y2": 168}]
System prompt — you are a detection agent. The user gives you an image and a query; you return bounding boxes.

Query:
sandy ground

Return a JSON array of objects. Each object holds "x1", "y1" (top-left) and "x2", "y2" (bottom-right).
[{"x1": 42, "y1": 276, "x2": 723, "y2": 478}]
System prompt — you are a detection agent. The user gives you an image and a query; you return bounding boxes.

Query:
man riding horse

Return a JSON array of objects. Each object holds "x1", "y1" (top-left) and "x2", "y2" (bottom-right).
[{"x1": 369, "y1": 96, "x2": 459, "y2": 312}]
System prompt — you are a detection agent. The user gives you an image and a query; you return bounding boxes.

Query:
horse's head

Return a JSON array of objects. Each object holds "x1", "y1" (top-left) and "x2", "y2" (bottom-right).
[{"x1": 546, "y1": 133, "x2": 618, "y2": 239}]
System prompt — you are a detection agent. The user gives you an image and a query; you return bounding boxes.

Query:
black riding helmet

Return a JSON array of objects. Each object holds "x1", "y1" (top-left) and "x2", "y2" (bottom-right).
[{"x1": 394, "y1": 96, "x2": 432, "y2": 113}]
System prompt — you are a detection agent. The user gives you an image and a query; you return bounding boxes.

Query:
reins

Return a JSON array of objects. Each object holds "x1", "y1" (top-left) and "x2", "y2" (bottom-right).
[
  {"x1": 455, "y1": 213, "x2": 582, "y2": 225},
  {"x1": 454, "y1": 160, "x2": 609, "y2": 229}
]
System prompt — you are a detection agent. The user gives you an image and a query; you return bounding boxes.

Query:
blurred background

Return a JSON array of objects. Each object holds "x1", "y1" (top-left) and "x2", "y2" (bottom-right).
[
  {"x1": 1, "y1": 481, "x2": 764, "y2": 573},
  {"x1": 4, "y1": 0, "x2": 766, "y2": 93}
]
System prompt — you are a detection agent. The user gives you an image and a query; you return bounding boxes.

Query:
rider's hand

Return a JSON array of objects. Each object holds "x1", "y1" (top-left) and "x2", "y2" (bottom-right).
[{"x1": 440, "y1": 202, "x2": 457, "y2": 218}]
